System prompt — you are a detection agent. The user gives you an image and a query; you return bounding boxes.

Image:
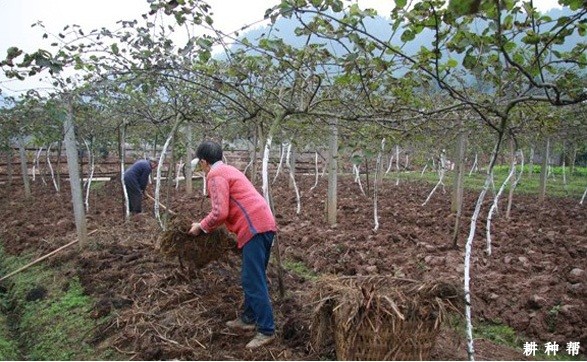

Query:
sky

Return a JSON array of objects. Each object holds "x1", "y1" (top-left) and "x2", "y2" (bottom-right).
[{"x1": 0, "y1": 0, "x2": 561, "y2": 97}]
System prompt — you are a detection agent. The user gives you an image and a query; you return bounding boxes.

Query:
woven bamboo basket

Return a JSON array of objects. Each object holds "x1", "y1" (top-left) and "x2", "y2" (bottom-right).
[{"x1": 310, "y1": 275, "x2": 463, "y2": 360}]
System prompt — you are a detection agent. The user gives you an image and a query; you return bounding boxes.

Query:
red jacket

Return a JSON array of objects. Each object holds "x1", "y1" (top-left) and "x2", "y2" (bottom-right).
[{"x1": 199, "y1": 162, "x2": 277, "y2": 249}]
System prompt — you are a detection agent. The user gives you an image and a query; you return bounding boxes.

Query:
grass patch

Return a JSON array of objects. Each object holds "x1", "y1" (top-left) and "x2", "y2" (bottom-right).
[
  {"x1": 475, "y1": 321, "x2": 520, "y2": 348},
  {"x1": 0, "y1": 244, "x2": 120, "y2": 360},
  {"x1": 391, "y1": 167, "x2": 587, "y2": 199},
  {"x1": 283, "y1": 260, "x2": 318, "y2": 281},
  {"x1": 18, "y1": 279, "x2": 96, "y2": 360},
  {"x1": 0, "y1": 314, "x2": 19, "y2": 360}
]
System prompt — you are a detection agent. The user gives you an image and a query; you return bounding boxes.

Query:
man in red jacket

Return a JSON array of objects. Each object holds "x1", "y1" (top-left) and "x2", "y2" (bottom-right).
[{"x1": 188, "y1": 141, "x2": 277, "y2": 349}]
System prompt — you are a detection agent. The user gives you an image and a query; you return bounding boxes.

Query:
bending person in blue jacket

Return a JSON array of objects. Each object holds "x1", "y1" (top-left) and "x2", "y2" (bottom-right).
[{"x1": 123, "y1": 157, "x2": 158, "y2": 214}]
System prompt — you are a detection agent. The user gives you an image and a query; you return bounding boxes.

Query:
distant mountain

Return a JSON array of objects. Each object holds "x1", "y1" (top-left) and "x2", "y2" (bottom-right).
[{"x1": 222, "y1": 7, "x2": 581, "y2": 65}]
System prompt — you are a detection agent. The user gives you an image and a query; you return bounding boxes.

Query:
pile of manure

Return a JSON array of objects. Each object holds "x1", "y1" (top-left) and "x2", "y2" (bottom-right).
[{"x1": 157, "y1": 216, "x2": 237, "y2": 277}]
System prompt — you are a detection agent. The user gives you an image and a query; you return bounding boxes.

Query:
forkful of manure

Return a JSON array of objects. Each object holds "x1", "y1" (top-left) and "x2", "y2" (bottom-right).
[{"x1": 157, "y1": 215, "x2": 237, "y2": 277}]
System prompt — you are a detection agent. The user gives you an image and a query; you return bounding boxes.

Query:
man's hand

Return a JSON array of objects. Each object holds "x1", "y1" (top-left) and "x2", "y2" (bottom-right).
[{"x1": 188, "y1": 222, "x2": 202, "y2": 236}]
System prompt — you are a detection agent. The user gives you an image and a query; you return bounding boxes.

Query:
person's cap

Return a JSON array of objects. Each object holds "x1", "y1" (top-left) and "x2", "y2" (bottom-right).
[{"x1": 190, "y1": 157, "x2": 202, "y2": 172}]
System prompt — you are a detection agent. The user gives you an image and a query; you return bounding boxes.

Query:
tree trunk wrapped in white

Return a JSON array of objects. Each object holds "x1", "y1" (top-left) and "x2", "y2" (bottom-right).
[
  {"x1": 286, "y1": 143, "x2": 301, "y2": 214},
  {"x1": 353, "y1": 164, "x2": 366, "y2": 196},
  {"x1": 154, "y1": 114, "x2": 182, "y2": 229},
  {"x1": 310, "y1": 151, "x2": 319, "y2": 191},
  {"x1": 273, "y1": 143, "x2": 286, "y2": 184},
  {"x1": 422, "y1": 149, "x2": 447, "y2": 206},
  {"x1": 32, "y1": 147, "x2": 43, "y2": 183},
  {"x1": 47, "y1": 143, "x2": 59, "y2": 192},
  {"x1": 486, "y1": 167, "x2": 515, "y2": 256},
  {"x1": 83, "y1": 139, "x2": 95, "y2": 212},
  {"x1": 373, "y1": 139, "x2": 384, "y2": 231},
  {"x1": 120, "y1": 124, "x2": 130, "y2": 219},
  {"x1": 506, "y1": 149, "x2": 524, "y2": 219}
]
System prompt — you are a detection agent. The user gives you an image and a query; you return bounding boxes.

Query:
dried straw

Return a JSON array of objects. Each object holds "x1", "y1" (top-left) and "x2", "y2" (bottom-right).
[{"x1": 310, "y1": 275, "x2": 463, "y2": 361}]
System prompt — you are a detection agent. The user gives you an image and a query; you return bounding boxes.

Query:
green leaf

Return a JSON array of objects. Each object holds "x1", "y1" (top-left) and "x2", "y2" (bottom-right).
[
  {"x1": 447, "y1": 0, "x2": 481, "y2": 16},
  {"x1": 111, "y1": 43, "x2": 119, "y2": 55},
  {"x1": 521, "y1": 31, "x2": 540, "y2": 45},
  {"x1": 199, "y1": 50, "x2": 211, "y2": 62},
  {"x1": 447, "y1": 58, "x2": 458, "y2": 68},
  {"x1": 566, "y1": 0, "x2": 583, "y2": 10},
  {"x1": 462, "y1": 53, "x2": 477, "y2": 70},
  {"x1": 400, "y1": 29, "x2": 415, "y2": 42},
  {"x1": 503, "y1": 41, "x2": 516, "y2": 52},
  {"x1": 395, "y1": 0, "x2": 407, "y2": 9},
  {"x1": 6, "y1": 47, "x2": 22, "y2": 59},
  {"x1": 331, "y1": 0, "x2": 343, "y2": 12}
]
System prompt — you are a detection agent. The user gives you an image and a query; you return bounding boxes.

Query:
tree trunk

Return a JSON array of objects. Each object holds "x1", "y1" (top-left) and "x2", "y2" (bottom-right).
[
  {"x1": 18, "y1": 136, "x2": 31, "y2": 199},
  {"x1": 63, "y1": 96, "x2": 88, "y2": 248},
  {"x1": 154, "y1": 114, "x2": 183, "y2": 228},
  {"x1": 569, "y1": 146, "x2": 577, "y2": 175},
  {"x1": 185, "y1": 124, "x2": 194, "y2": 195},
  {"x1": 56, "y1": 140, "x2": 62, "y2": 191},
  {"x1": 7, "y1": 149, "x2": 14, "y2": 186},
  {"x1": 288, "y1": 144, "x2": 296, "y2": 189},
  {"x1": 451, "y1": 129, "x2": 467, "y2": 248},
  {"x1": 506, "y1": 139, "x2": 523, "y2": 219},
  {"x1": 539, "y1": 138, "x2": 550, "y2": 202},
  {"x1": 327, "y1": 119, "x2": 338, "y2": 225},
  {"x1": 250, "y1": 124, "x2": 259, "y2": 184},
  {"x1": 119, "y1": 123, "x2": 129, "y2": 219},
  {"x1": 262, "y1": 113, "x2": 284, "y2": 203}
]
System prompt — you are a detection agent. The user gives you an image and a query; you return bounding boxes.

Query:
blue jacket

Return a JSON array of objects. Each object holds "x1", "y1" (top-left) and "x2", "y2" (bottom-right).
[{"x1": 124, "y1": 159, "x2": 153, "y2": 191}]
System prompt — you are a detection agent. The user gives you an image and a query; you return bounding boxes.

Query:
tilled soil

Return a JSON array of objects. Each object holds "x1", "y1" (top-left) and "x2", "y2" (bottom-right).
[{"x1": 0, "y1": 174, "x2": 585, "y2": 360}]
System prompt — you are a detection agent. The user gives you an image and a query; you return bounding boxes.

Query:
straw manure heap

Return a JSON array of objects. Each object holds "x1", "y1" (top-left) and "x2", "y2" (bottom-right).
[
  {"x1": 310, "y1": 275, "x2": 463, "y2": 361},
  {"x1": 157, "y1": 216, "x2": 237, "y2": 276}
]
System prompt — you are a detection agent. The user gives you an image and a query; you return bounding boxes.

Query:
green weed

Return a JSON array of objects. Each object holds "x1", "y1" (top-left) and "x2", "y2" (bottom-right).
[
  {"x1": 0, "y1": 244, "x2": 121, "y2": 360},
  {"x1": 475, "y1": 321, "x2": 520, "y2": 348},
  {"x1": 0, "y1": 315, "x2": 19, "y2": 360},
  {"x1": 283, "y1": 260, "x2": 318, "y2": 281}
]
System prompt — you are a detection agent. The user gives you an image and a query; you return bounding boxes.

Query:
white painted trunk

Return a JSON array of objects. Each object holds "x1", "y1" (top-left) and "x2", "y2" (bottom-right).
[
  {"x1": 469, "y1": 153, "x2": 478, "y2": 176},
  {"x1": 286, "y1": 143, "x2": 301, "y2": 214},
  {"x1": 83, "y1": 139, "x2": 95, "y2": 212},
  {"x1": 422, "y1": 152, "x2": 446, "y2": 207},
  {"x1": 506, "y1": 149, "x2": 524, "y2": 219},
  {"x1": 185, "y1": 124, "x2": 193, "y2": 195},
  {"x1": 120, "y1": 126, "x2": 130, "y2": 219},
  {"x1": 262, "y1": 135, "x2": 273, "y2": 204},
  {"x1": 273, "y1": 143, "x2": 286, "y2": 184},
  {"x1": 486, "y1": 167, "x2": 515, "y2": 255},
  {"x1": 353, "y1": 164, "x2": 366, "y2": 196},
  {"x1": 32, "y1": 147, "x2": 43, "y2": 182},
  {"x1": 310, "y1": 151, "x2": 319, "y2": 191},
  {"x1": 155, "y1": 116, "x2": 183, "y2": 229},
  {"x1": 47, "y1": 143, "x2": 59, "y2": 192},
  {"x1": 373, "y1": 139, "x2": 384, "y2": 232}
]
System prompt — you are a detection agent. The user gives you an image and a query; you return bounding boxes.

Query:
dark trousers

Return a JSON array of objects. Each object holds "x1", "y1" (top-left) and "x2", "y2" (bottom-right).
[
  {"x1": 124, "y1": 179, "x2": 143, "y2": 213},
  {"x1": 241, "y1": 232, "x2": 275, "y2": 335}
]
